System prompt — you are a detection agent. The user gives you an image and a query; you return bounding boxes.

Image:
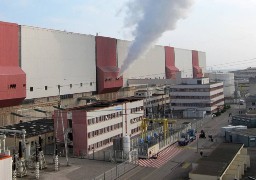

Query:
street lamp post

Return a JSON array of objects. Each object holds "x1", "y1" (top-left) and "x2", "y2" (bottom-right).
[{"x1": 194, "y1": 118, "x2": 199, "y2": 153}]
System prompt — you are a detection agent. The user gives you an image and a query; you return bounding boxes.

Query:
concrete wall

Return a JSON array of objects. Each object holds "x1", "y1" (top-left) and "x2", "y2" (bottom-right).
[
  {"x1": 21, "y1": 26, "x2": 96, "y2": 99},
  {"x1": 117, "y1": 40, "x2": 166, "y2": 85},
  {"x1": 174, "y1": 48, "x2": 193, "y2": 78},
  {"x1": 0, "y1": 155, "x2": 12, "y2": 180},
  {"x1": 198, "y1": 51, "x2": 206, "y2": 76}
]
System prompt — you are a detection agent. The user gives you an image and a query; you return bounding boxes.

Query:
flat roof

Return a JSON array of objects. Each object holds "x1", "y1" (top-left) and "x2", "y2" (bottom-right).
[
  {"x1": 0, "y1": 119, "x2": 54, "y2": 138},
  {"x1": 230, "y1": 128, "x2": 256, "y2": 137},
  {"x1": 191, "y1": 143, "x2": 243, "y2": 176},
  {"x1": 69, "y1": 97, "x2": 143, "y2": 111}
]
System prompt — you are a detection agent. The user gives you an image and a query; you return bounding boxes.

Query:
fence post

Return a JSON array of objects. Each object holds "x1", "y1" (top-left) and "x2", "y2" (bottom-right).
[{"x1": 116, "y1": 164, "x2": 118, "y2": 178}]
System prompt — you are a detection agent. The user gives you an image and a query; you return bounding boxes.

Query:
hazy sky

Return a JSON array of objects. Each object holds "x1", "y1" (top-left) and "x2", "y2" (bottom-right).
[{"x1": 0, "y1": 0, "x2": 255, "y2": 70}]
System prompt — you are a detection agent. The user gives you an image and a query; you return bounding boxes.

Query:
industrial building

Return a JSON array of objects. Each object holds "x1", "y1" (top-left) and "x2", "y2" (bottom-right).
[
  {"x1": 232, "y1": 114, "x2": 256, "y2": 128},
  {"x1": 246, "y1": 77, "x2": 256, "y2": 110},
  {"x1": 189, "y1": 143, "x2": 250, "y2": 180},
  {"x1": 0, "y1": 20, "x2": 206, "y2": 126},
  {"x1": 225, "y1": 128, "x2": 256, "y2": 147},
  {"x1": 168, "y1": 78, "x2": 224, "y2": 117},
  {"x1": 0, "y1": 119, "x2": 54, "y2": 150},
  {"x1": 54, "y1": 98, "x2": 144, "y2": 156}
]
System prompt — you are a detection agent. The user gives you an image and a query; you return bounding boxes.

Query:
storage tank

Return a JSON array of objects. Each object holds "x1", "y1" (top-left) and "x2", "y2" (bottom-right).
[{"x1": 123, "y1": 135, "x2": 130, "y2": 154}]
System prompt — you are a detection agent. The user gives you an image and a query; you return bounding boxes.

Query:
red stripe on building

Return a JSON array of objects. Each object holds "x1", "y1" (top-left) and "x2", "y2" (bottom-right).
[
  {"x1": 96, "y1": 36, "x2": 123, "y2": 94},
  {"x1": 72, "y1": 110, "x2": 87, "y2": 156},
  {"x1": 192, "y1": 50, "x2": 203, "y2": 78},
  {"x1": 0, "y1": 21, "x2": 26, "y2": 107},
  {"x1": 165, "y1": 46, "x2": 179, "y2": 79}
]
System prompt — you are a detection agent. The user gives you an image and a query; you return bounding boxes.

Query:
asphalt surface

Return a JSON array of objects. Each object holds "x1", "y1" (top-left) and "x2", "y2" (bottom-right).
[{"x1": 118, "y1": 106, "x2": 235, "y2": 180}]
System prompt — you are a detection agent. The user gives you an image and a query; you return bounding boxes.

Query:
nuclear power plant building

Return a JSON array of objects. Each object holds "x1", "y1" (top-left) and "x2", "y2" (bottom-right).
[{"x1": 0, "y1": 21, "x2": 207, "y2": 125}]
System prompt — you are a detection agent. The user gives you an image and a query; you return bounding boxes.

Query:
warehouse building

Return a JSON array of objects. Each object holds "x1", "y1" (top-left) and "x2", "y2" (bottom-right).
[
  {"x1": 232, "y1": 114, "x2": 256, "y2": 128},
  {"x1": 0, "y1": 21, "x2": 206, "y2": 126},
  {"x1": 225, "y1": 128, "x2": 256, "y2": 147},
  {"x1": 189, "y1": 143, "x2": 250, "y2": 180}
]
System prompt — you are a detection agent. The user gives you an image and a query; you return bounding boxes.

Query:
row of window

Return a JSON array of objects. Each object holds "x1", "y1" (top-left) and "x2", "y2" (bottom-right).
[
  {"x1": 131, "y1": 127, "x2": 141, "y2": 135},
  {"x1": 130, "y1": 106, "x2": 144, "y2": 113},
  {"x1": 88, "y1": 122, "x2": 123, "y2": 138},
  {"x1": 130, "y1": 116, "x2": 143, "y2": 124},
  {"x1": 170, "y1": 88, "x2": 209, "y2": 92},
  {"x1": 147, "y1": 97, "x2": 169, "y2": 105},
  {"x1": 171, "y1": 103, "x2": 211, "y2": 107},
  {"x1": 29, "y1": 82, "x2": 94, "y2": 92},
  {"x1": 170, "y1": 92, "x2": 223, "y2": 100},
  {"x1": 8, "y1": 84, "x2": 26, "y2": 89},
  {"x1": 88, "y1": 134, "x2": 122, "y2": 151},
  {"x1": 87, "y1": 111, "x2": 122, "y2": 125}
]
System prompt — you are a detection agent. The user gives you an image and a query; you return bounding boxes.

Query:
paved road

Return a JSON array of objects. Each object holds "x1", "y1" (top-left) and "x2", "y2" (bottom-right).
[{"x1": 119, "y1": 106, "x2": 235, "y2": 180}]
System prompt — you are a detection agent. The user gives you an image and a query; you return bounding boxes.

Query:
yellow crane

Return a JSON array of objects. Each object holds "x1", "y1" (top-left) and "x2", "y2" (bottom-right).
[{"x1": 141, "y1": 118, "x2": 176, "y2": 140}]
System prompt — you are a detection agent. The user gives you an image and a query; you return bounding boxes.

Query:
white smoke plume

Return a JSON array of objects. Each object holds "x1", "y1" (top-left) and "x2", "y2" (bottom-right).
[{"x1": 119, "y1": 0, "x2": 195, "y2": 76}]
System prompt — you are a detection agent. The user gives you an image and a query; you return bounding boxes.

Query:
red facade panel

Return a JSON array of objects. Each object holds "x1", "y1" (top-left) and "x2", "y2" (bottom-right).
[
  {"x1": 0, "y1": 21, "x2": 19, "y2": 66},
  {"x1": 54, "y1": 110, "x2": 68, "y2": 142},
  {"x1": 192, "y1": 50, "x2": 203, "y2": 78},
  {"x1": 96, "y1": 36, "x2": 123, "y2": 94},
  {"x1": 165, "y1": 46, "x2": 179, "y2": 79},
  {"x1": 0, "y1": 21, "x2": 26, "y2": 107},
  {"x1": 72, "y1": 111, "x2": 87, "y2": 156}
]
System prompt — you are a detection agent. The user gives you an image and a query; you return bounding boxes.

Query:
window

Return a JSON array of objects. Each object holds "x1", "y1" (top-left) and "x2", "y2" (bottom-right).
[
  {"x1": 70, "y1": 84, "x2": 72, "y2": 88},
  {"x1": 30, "y1": 87, "x2": 33, "y2": 92},
  {"x1": 45, "y1": 86, "x2": 48, "y2": 90},
  {"x1": 90, "y1": 82, "x2": 93, "y2": 86},
  {"x1": 80, "y1": 83, "x2": 83, "y2": 87}
]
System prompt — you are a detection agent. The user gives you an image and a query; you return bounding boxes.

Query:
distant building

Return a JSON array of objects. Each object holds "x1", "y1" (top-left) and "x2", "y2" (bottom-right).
[
  {"x1": 231, "y1": 114, "x2": 256, "y2": 128},
  {"x1": 246, "y1": 77, "x2": 256, "y2": 110},
  {"x1": 225, "y1": 128, "x2": 256, "y2": 147},
  {"x1": 205, "y1": 72, "x2": 235, "y2": 102},
  {"x1": 231, "y1": 67, "x2": 256, "y2": 80},
  {"x1": 169, "y1": 78, "x2": 224, "y2": 117}
]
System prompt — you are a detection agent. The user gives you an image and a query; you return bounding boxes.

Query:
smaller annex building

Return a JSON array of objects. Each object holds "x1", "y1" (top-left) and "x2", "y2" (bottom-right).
[
  {"x1": 225, "y1": 128, "x2": 256, "y2": 147},
  {"x1": 189, "y1": 143, "x2": 250, "y2": 180},
  {"x1": 0, "y1": 119, "x2": 54, "y2": 151},
  {"x1": 232, "y1": 114, "x2": 256, "y2": 128}
]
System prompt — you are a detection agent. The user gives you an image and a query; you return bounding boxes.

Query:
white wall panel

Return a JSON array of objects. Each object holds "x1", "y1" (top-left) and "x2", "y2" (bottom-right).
[
  {"x1": 117, "y1": 40, "x2": 165, "y2": 87},
  {"x1": 174, "y1": 48, "x2": 193, "y2": 78},
  {"x1": 21, "y1": 26, "x2": 96, "y2": 99},
  {"x1": 198, "y1": 51, "x2": 207, "y2": 75},
  {"x1": 0, "y1": 157, "x2": 12, "y2": 180}
]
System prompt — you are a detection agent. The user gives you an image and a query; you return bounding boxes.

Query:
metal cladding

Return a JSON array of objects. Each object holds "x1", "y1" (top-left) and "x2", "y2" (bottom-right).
[
  {"x1": 72, "y1": 111, "x2": 87, "y2": 156},
  {"x1": 96, "y1": 36, "x2": 123, "y2": 94},
  {"x1": 192, "y1": 50, "x2": 203, "y2": 78},
  {"x1": 0, "y1": 21, "x2": 26, "y2": 107},
  {"x1": 165, "y1": 46, "x2": 179, "y2": 79}
]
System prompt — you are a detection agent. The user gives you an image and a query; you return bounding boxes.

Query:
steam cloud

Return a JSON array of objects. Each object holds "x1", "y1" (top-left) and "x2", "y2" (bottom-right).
[{"x1": 119, "y1": 0, "x2": 195, "y2": 76}]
